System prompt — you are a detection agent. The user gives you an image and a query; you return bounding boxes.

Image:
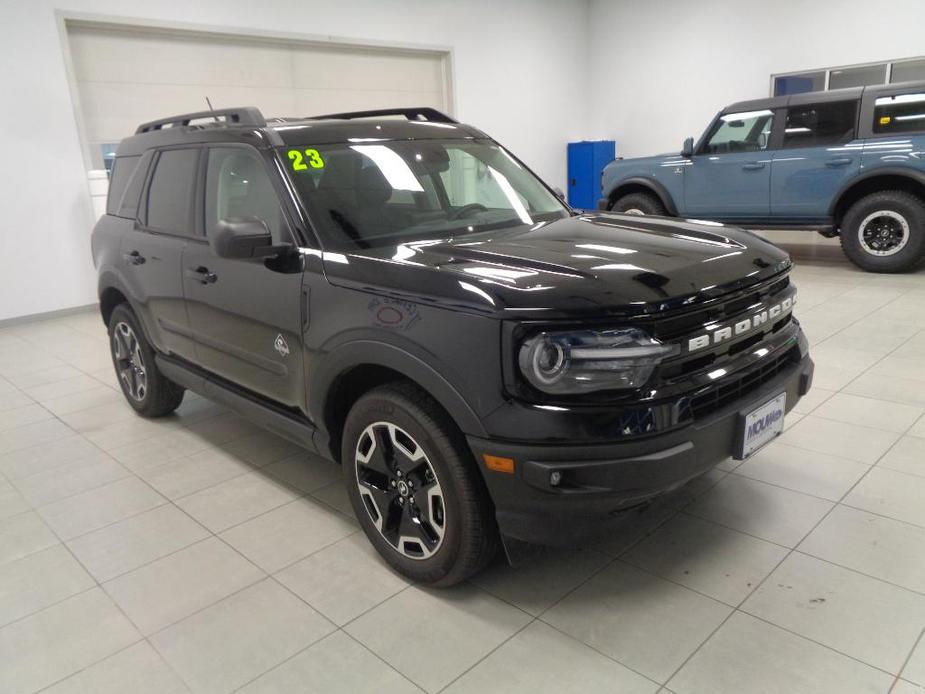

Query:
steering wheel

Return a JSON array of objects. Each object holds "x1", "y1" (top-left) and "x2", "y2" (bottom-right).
[{"x1": 450, "y1": 203, "x2": 488, "y2": 220}]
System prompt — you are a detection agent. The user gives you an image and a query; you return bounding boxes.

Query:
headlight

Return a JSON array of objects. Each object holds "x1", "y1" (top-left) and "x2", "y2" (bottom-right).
[{"x1": 517, "y1": 328, "x2": 679, "y2": 394}]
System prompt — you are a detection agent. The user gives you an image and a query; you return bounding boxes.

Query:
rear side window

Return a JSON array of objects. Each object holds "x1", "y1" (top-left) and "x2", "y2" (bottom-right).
[
  {"x1": 105, "y1": 156, "x2": 140, "y2": 216},
  {"x1": 783, "y1": 101, "x2": 857, "y2": 148},
  {"x1": 873, "y1": 93, "x2": 925, "y2": 134},
  {"x1": 146, "y1": 148, "x2": 200, "y2": 234}
]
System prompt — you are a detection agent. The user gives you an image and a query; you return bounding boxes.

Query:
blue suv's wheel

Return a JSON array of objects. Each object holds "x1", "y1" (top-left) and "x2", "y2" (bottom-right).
[
  {"x1": 609, "y1": 192, "x2": 666, "y2": 216},
  {"x1": 841, "y1": 191, "x2": 925, "y2": 273}
]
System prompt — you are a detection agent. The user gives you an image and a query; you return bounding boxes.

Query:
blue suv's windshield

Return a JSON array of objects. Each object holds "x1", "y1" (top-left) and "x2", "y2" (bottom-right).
[{"x1": 280, "y1": 139, "x2": 568, "y2": 250}]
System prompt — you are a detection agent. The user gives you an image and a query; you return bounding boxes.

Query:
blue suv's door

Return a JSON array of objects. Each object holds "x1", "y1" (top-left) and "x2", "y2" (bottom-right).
[
  {"x1": 684, "y1": 108, "x2": 775, "y2": 218},
  {"x1": 770, "y1": 99, "x2": 861, "y2": 220}
]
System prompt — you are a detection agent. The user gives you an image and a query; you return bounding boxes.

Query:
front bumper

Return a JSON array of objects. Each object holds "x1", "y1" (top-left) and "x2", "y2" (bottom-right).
[{"x1": 468, "y1": 352, "x2": 813, "y2": 547}]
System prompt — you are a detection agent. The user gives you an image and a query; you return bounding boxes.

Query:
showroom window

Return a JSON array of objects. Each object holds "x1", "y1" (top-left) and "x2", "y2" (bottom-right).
[
  {"x1": 146, "y1": 148, "x2": 200, "y2": 234},
  {"x1": 700, "y1": 110, "x2": 774, "y2": 154},
  {"x1": 782, "y1": 101, "x2": 858, "y2": 148},
  {"x1": 873, "y1": 92, "x2": 925, "y2": 135},
  {"x1": 773, "y1": 56, "x2": 925, "y2": 96}
]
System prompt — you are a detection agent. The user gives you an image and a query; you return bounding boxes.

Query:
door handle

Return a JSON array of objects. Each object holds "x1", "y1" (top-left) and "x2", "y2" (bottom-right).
[
  {"x1": 123, "y1": 250, "x2": 145, "y2": 265},
  {"x1": 826, "y1": 157, "x2": 853, "y2": 167},
  {"x1": 742, "y1": 162, "x2": 766, "y2": 171},
  {"x1": 185, "y1": 266, "x2": 217, "y2": 285}
]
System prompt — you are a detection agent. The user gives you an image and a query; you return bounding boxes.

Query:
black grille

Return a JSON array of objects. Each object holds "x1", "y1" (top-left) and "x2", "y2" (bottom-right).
[{"x1": 688, "y1": 349, "x2": 798, "y2": 420}]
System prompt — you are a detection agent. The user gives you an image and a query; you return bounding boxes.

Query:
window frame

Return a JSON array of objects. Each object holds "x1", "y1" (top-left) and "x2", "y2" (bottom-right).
[
  {"x1": 858, "y1": 83, "x2": 925, "y2": 139},
  {"x1": 138, "y1": 145, "x2": 204, "y2": 240},
  {"x1": 780, "y1": 100, "x2": 860, "y2": 150},
  {"x1": 772, "y1": 55, "x2": 925, "y2": 97},
  {"x1": 696, "y1": 109, "x2": 778, "y2": 156},
  {"x1": 202, "y1": 144, "x2": 297, "y2": 247}
]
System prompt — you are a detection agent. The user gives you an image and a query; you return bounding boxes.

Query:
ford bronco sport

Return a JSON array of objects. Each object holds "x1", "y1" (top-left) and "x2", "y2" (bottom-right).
[
  {"x1": 93, "y1": 106, "x2": 813, "y2": 585},
  {"x1": 602, "y1": 80, "x2": 925, "y2": 273}
]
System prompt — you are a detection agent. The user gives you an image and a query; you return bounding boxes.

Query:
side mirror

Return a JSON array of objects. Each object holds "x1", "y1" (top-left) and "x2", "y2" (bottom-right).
[
  {"x1": 553, "y1": 186, "x2": 567, "y2": 202},
  {"x1": 681, "y1": 137, "x2": 694, "y2": 158},
  {"x1": 210, "y1": 218, "x2": 288, "y2": 259}
]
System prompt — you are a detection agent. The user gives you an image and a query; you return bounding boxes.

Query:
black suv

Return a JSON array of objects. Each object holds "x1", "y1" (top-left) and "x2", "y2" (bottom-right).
[{"x1": 93, "y1": 106, "x2": 813, "y2": 585}]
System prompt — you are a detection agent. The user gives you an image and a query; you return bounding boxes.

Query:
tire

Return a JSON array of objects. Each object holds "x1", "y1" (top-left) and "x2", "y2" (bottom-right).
[
  {"x1": 839, "y1": 190, "x2": 925, "y2": 273},
  {"x1": 341, "y1": 381, "x2": 498, "y2": 586},
  {"x1": 609, "y1": 191, "x2": 667, "y2": 216},
  {"x1": 108, "y1": 303, "x2": 185, "y2": 417}
]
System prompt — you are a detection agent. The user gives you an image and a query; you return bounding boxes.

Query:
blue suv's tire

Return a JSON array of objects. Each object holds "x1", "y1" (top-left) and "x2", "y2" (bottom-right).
[
  {"x1": 609, "y1": 192, "x2": 666, "y2": 216},
  {"x1": 840, "y1": 191, "x2": 925, "y2": 273}
]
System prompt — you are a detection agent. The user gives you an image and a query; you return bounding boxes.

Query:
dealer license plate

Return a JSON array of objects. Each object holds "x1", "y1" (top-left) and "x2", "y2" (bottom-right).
[{"x1": 734, "y1": 392, "x2": 786, "y2": 460}]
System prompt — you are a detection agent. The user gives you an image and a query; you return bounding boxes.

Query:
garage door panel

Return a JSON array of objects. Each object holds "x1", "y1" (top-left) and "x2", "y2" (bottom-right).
[
  {"x1": 290, "y1": 46, "x2": 444, "y2": 92},
  {"x1": 78, "y1": 82, "x2": 298, "y2": 143},
  {"x1": 66, "y1": 21, "x2": 449, "y2": 167},
  {"x1": 293, "y1": 88, "x2": 445, "y2": 117},
  {"x1": 69, "y1": 27, "x2": 294, "y2": 89}
]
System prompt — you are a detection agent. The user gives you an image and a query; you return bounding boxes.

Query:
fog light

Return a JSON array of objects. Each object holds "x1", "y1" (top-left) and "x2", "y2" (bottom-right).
[{"x1": 549, "y1": 470, "x2": 562, "y2": 486}]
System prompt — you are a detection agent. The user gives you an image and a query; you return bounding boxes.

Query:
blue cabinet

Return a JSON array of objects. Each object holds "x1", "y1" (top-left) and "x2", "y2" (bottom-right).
[{"x1": 567, "y1": 140, "x2": 615, "y2": 209}]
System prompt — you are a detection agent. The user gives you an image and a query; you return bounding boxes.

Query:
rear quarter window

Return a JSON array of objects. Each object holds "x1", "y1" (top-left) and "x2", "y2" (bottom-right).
[
  {"x1": 145, "y1": 148, "x2": 200, "y2": 234},
  {"x1": 783, "y1": 101, "x2": 857, "y2": 148},
  {"x1": 873, "y1": 93, "x2": 925, "y2": 134},
  {"x1": 105, "y1": 156, "x2": 140, "y2": 216}
]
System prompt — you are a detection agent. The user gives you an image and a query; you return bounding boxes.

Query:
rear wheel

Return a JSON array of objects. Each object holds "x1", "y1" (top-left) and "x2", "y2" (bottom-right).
[
  {"x1": 108, "y1": 304, "x2": 185, "y2": 417},
  {"x1": 341, "y1": 382, "x2": 498, "y2": 586},
  {"x1": 609, "y1": 191, "x2": 666, "y2": 216},
  {"x1": 840, "y1": 191, "x2": 925, "y2": 272}
]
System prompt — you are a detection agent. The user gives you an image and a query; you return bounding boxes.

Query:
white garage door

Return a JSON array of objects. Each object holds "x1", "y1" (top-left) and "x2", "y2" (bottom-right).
[{"x1": 66, "y1": 21, "x2": 451, "y2": 169}]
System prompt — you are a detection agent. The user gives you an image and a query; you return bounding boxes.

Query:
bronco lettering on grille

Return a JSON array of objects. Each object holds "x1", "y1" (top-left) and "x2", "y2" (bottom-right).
[{"x1": 687, "y1": 296, "x2": 795, "y2": 353}]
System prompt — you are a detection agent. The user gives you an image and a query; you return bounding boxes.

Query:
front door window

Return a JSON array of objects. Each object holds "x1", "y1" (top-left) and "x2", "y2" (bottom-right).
[{"x1": 700, "y1": 110, "x2": 775, "y2": 155}]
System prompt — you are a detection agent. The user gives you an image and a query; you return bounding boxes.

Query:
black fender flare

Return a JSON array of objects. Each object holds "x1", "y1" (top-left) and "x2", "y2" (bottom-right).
[
  {"x1": 828, "y1": 167, "x2": 925, "y2": 218},
  {"x1": 308, "y1": 338, "x2": 488, "y2": 458},
  {"x1": 607, "y1": 177, "x2": 679, "y2": 216}
]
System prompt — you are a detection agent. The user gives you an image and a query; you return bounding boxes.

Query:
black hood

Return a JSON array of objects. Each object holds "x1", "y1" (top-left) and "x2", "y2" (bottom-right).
[{"x1": 320, "y1": 213, "x2": 791, "y2": 319}]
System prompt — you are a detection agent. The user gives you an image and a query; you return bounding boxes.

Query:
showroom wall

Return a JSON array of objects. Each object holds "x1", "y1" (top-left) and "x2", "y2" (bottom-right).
[
  {"x1": 0, "y1": 0, "x2": 590, "y2": 322},
  {"x1": 587, "y1": 0, "x2": 925, "y2": 158}
]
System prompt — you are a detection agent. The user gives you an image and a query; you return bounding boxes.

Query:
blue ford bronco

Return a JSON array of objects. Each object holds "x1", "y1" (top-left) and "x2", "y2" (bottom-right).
[{"x1": 601, "y1": 80, "x2": 925, "y2": 272}]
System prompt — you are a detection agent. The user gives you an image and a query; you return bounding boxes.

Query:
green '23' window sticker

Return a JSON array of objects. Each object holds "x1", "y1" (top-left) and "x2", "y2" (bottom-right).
[{"x1": 287, "y1": 148, "x2": 325, "y2": 171}]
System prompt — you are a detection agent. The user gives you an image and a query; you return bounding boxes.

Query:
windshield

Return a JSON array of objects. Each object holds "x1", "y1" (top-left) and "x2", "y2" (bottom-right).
[{"x1": 280, "y1": 139, "x2": 568, "y2": 250}]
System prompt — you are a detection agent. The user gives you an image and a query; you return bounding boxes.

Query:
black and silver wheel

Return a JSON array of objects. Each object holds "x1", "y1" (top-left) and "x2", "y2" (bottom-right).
[
  {"x1": 354, "y1": 422, "x2": 446, "y2": 560},
  {"x1": 840, "y1": 191, "x2": 925, "y2": 272},
  {"x1": 342, "y1": 382, "x2": 498, "y2": 586},
  {"x1": 112, "y1": 321, "x2": 148, "y2": 402},
  {"x1": 609, "y1": 191, "x2": 666, "y2": 216},
  {"x1": 108, "y1": 304, "x2": 185, "y2": 417}
]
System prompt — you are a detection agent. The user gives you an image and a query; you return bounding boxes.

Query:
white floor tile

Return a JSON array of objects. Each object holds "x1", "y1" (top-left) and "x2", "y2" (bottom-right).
[
  {"x1": 813, "y1": 393, "x2": 924, "y2": 433},
  {"x1": 220, "y1": 497, "x2": 356, "y2": 573},
  {"x1": 879, "y1": 436, "x2": 925, "y2": 477},
  {"x1": 845, "y1": 467, "x2": 925, "y2": 527},
  {"x1": 68, "y1": 504, "x2": 209, "y2": 582},
  {"x1": 0, "y1": 511, "x2": 58, "y2": 567},
  {"x1": 275, "y1": 533, "x2": 408, "y2": 626},
  {"x1": 0, "y1": 588, "x2": 139, "y2": 694},
  {"x1": 151, "y1": 578, "x2": 334, "y2": 694},
  {"x1": 668, "y1": 611, "x2": 893, "y2": 694},
  {"x1": 238, "y1": 630, "x2": 417, "y2": 694},
  {"x1": 104, "y1": 537, "x2": 264, "y2": 635},
  {"x1": 444, "y1": 620, "x2": 659, "y2": 694},
  {"x1": 799, "y1": 505, "x2": 925, "y2": 593},
  {"x1": 780, "y1": 415, "x2": 900, "y2": 464},
  {"x1": 346, "y1": 584, "x2": 532, "y2": 693},
  {"x1": 685, "y1": 474, "x2": 833, "y2": 547},
  {"x1": 742, "y1": 552, "x2": 925, "y2": 673},
  {"x1": 903, "y1": 636, "x2": 925, "y2": 686},
  {"x1": 176, "y1": 472, "x2": 300, "y2": 533},
  {"x1": 542, "y1": 561, "x2": 731, "y2": 683},
  {"x1": 623, "y1": 514, "x2": 787, "y2": 606},
  {"x1": 0, "y1": 544, "x2": 95, "y2": 626}
]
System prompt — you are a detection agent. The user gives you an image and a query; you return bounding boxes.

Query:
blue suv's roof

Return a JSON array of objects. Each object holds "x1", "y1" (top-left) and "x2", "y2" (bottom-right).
[{"x1": 722, "y1": 79, "x2": 925, "y2": 114}]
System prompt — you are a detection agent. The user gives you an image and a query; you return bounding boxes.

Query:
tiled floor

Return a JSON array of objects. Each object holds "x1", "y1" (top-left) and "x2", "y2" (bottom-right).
[{"x1": 0, "y1": 231, "x2": 924, "y2": 693}]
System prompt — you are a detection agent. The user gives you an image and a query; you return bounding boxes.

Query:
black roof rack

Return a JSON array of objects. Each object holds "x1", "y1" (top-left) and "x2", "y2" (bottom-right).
[
  {"x1": 135, "y1": 107, "x2": 267, "y2": 134},
  {"x1": 307, "y1": 107, "x2": 457, "y2": 124}
]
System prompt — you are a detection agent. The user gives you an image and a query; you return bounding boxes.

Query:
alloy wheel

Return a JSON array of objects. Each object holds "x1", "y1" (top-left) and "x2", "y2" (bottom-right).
[
  {"x1": 112, "y1": 321, "x2": 147, "y2": 401},
  {"x1": 858, "y1": 210, "x2": 909, "y2": 257},
  {"x1": 354, "y1": 421, "x2": 446, "y2": 560}
]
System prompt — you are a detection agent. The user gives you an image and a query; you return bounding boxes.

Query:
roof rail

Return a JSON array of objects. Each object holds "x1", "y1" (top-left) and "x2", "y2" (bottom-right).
[
  {"x1": 135, "y1": 107, "x2": 266, "y2": 134},
  {"x1": 307, "y1": 107, "x2": 457, "y2": 124}
]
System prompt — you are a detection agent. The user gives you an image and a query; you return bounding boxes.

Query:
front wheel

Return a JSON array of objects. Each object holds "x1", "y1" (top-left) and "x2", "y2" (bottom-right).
[
  {"x1": 608, "y1": 191, "x2": 666, "y2": 216},
  {"x1": 341, "y1": 382, "x2": 498, "y2": 586},
  {"x1": 840, "y1": 191, "x2": 925, "y2": 272}
]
